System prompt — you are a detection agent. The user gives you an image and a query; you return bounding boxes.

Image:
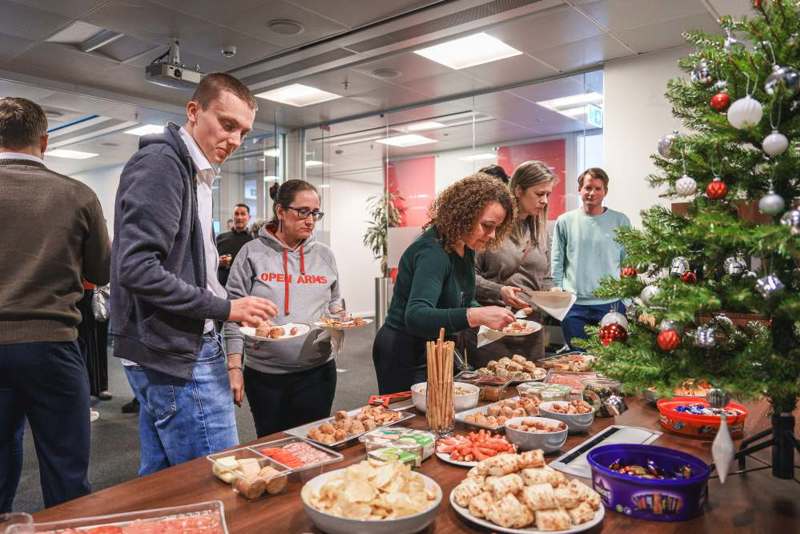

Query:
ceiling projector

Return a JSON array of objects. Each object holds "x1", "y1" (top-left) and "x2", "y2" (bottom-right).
[{"x1": 145, "y1": 40, "x2": 202, "y2": 90}]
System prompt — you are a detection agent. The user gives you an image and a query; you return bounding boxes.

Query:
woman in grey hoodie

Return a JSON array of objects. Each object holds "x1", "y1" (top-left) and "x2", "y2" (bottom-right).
[
  {"x1": 224, "y1": 180, "x2": 342, "y2": 436},
  {"x1": 466, "y1": 161, "x2": 556, "y2": 365}
]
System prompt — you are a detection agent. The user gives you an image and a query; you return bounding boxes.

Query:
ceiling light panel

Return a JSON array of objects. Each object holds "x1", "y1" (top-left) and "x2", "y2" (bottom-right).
[
  {"x1": 305, "y1": 160, "x2": 324, "y2": 167},
  {"x1": 375, "y1": 134, "x2": 438, "y2": 147},
  {"x1": 414, "y1": 33, "x2": 522, "y2": 70},
  {"x1": 124, "y1": 124, "x2": 164, "y2": 136},
  {"x1": 405, "y1": 121, "x2": 445, "y2": 132},
  {"x1": 538, "y1": 92, "x2": 603, "y2": 110},
  {"x1": 256, "y1": 84, "x2": 341, "y2": 107},
  {"x1": 460, "y1": 153, "x2": 497, "y2": 161},
  {"x1": 46, "y1": 149, "x2": 99, "y2": 159}
]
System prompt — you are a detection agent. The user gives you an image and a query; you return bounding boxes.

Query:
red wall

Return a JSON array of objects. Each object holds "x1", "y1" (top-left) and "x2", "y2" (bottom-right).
[
  {"x1": 497, "y1": 139, "x2": 567, "y2": 220},
  {"x1": 386, "y1": 156, "x2": 436, "y2": 227}
]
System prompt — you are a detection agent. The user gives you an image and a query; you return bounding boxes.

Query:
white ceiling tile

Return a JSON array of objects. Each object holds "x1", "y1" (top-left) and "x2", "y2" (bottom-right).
[
  {"x1": 0, "y1": 31, "x2": 36, "y2": 62},
  {"x1": 573, "y1": 0, "x2": 709, "y2": 32},
  {"x1": 616, "y1": 13, "x2": 721, "y2": 54},
  {"x1": 8, "y1": 0, "x2": 102, "y2": 17},
  {"x1": 353, "y1": 52, "x2": 454, "y2": 83},
  {"x1": 491, "y1": 5, "x2": 605, "y2": 54},
  {"x1": 531, "y1": 34, "x2": 631, "y2": 72},
  {"x1": 0, "y1": 1, "x2": 72, "y2": 40},
  {"x1": 286, "y1": 0, "x2": 438, "y2": 29},
  {"x1": 459, "y1": 53, "x2": 558, "y2": 85}
]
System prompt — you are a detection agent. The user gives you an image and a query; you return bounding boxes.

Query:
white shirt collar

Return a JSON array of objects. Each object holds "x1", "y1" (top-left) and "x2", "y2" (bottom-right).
[
  {"x1": 178, "y1": 127, "x2": 217, "y2": 184},
  {"x1": 0, "y1": 152, "x2": 45, "y2": 165}
]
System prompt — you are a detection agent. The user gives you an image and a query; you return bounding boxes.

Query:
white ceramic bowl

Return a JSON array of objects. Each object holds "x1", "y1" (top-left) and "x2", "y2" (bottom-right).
[
  {"x1": 503, "y1": 416, "x2": 568, "y2": 453},
  {"x1": 301, "y1": 469, "x2": 441, "y2": 534},
  {"x1": 410, "y1": 381, "x2": 480, "y2": 413},
  {"x1": 539, "y1": 401, "x2": 596, "y2": 433}
]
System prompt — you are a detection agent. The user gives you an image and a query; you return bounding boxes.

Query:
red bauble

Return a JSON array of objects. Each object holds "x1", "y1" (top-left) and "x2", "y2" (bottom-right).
[
  {"x1": 657, "y1": 329, "x2": 681, "y2": 351},
  {"x1": 599, "y1": 323, "x2": 628, "y2": 346},
  {"x1": 710, "y1": 92, "x2": 730, "y2": 111},
  {"x1": 706, "y1": 177, "x2": 728, "y2": 200},
  {"x1": 621, "y1": 266, "x2": 638, "y2": 278},
  {"x1": 681, "y1": 271, "x2": 697, "y2": 284},
  {"x1": 753, "y1": 0, "x2": 763, "y2": 8}
]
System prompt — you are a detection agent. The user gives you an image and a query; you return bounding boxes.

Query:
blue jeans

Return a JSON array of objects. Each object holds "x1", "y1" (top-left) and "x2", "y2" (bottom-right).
[
  {"x1": 0, "y1": 341, "x2": 90, "y2": 510},
  {"x1": 561, "y1": 301, "x2": 626, "y2": 350},
  {"x1": 124, "y1": 332, "x2": 238, "y2": 476}
]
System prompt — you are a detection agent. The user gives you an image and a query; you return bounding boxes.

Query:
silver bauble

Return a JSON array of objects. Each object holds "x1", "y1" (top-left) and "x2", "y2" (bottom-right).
[
  {"x1": 764, "y1": 64, "x2": 800, "y2": 97},
  {"x1": 694, "y1": 326, "x2": 717, "y2": 348},
  {"x1": 755, "y1": 274, "x2": 785, "y2": 299},
  {"x1": 762, "y1": 130, "x2": 789, "y2": 157},
  {"x1": 713, "y1": 79, "x2": 729, "y2": 91},
  {"x1": 780, "y1": 207, "x2": 800, "y2": 235},
  {"x1": 723, "y1": 30, "x2": 743, "y2": 53},
  {"x1": 640, "y1": 285, "x2": 661, "y2": 305},
  {"x1": 669, "y1": 256, "x2": 691, "y2": 277},
  {"x1": 707, "y1": 388, "x2": 731, "y2": 409},
  {"x1": 727, "y1": 96, "x2": 763, "y2": 129},
  {"x1": 691, "y1": 60, "x2": 713, "y2": 86},
  {"x1": 600, "y1": 311, "x2": 629, "y2": 330},
  {"x1": 758, "y1": 191, "x2": 786, "y2": 215},
  {"x1": 658, "y1": 319, "x2": 681, "y2": 333},
  {"x1": 657, "y1": 131, "x2": 680, "y2": 158},
  {"x1": 675, "y1": 175, "x2": 698, "y2": 196},
  {"x1": 723, "y1": 254, "x2": 747, "y2": 277}
]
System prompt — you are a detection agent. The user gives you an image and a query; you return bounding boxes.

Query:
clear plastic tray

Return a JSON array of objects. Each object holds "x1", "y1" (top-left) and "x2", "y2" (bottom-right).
[
  {"x1": 250, "y1": 436, "x2": 344, "y2": 473},
  {"x1": 283, "y1": 407, "x2": 416, "y2": 449},
  {"x1": 7, "y1": 500, "x2": 228, "y2": 533}
]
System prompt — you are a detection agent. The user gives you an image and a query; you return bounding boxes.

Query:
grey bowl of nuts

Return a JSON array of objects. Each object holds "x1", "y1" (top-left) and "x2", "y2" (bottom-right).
[
  {"x1": 539, "y1": 400, "x2": 596, "y2": 433},
  {"x1": 504, "y1": 416, "x2": 568, "y2": 453}
]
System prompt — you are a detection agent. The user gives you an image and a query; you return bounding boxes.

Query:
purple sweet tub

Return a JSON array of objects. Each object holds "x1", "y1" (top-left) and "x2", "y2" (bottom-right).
[{"x1": 587, "y1": 444, "x2": 710, "y2": 521}]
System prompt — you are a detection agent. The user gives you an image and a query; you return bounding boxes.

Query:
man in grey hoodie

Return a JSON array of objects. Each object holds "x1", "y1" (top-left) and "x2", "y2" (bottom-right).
[{"x1": 111, "y1": 73, "x2": 277, "y2": 475}]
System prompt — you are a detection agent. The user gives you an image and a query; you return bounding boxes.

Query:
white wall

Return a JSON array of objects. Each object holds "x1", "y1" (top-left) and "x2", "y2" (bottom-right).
[
  {"x1": 603, "y1": 46, "x2": 688, "y2": 227},
  {"x1": 74, "y1": 164, "x2": 123, "y2": 237},
  {"x1": 326, "y1": 177, "x2": 383, "y2": 316}
]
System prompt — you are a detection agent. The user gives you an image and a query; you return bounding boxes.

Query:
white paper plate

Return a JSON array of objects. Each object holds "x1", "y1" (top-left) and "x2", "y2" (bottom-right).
[
  {"x1": 493, "y1": 320, "x2": 542, "y2": 337},
  {"x1": 240, "y1": 323, "x2": 310, "y2": 341},
  {"x1": 450, "y1": 489, "x2": 604, "y2": 534},
  {"x1": 313, "y1": 318, "x2": 373, "y2": 330},
  {"x1": 435, "y1": 450, "x2": 478, "y2": 467}
]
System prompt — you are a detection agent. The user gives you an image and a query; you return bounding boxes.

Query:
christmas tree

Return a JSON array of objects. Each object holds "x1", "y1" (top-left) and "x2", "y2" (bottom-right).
[{"x1": 578, "y1": 0, "x2": 800, "y2": 478}]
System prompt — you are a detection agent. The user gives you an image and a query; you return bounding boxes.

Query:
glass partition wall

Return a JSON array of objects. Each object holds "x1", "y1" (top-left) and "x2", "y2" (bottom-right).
[{"x1": 297, "y1": 70, "x2": 604, "y2": 318}]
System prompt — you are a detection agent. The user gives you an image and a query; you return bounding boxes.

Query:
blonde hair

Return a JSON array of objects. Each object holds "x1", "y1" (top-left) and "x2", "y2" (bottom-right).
[
  {"x1": 509, "y1": 161, "x2": 556, "y2": 247},
  {"x1": 425, "y1": 173, "x2": 515, "y2": 253}
]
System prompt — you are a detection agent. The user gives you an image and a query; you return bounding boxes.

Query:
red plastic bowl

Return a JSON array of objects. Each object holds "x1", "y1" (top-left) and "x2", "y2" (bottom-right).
[{"x1": 657, "y1": 397, "x2": 748, "y2": 440}]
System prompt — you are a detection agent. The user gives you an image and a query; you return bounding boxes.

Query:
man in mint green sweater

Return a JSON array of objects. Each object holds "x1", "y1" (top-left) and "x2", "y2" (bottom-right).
[{"x1": 551, "y1": 168, "x2": 630, "y2": 349}]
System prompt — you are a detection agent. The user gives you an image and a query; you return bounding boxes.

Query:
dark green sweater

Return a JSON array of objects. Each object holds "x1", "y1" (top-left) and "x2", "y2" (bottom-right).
[{"x1": 385, "y1": 227, "x2": 479, "y2": 338}]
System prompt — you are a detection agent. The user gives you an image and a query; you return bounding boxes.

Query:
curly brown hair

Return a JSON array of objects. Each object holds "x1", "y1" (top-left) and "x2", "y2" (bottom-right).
[{"x1": 425, "y1": 173, "x2": 515, "y2": 252}]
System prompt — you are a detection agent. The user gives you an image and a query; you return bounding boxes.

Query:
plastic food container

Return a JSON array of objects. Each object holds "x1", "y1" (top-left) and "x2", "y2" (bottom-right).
[
  {"x1": 517, "y1": 382, "x2": 572, "y2": 402},
  {"x1": 6, "y1": 501, "x2": 229, "y2": 533},
  {"x1": 657, "y1": 397, "x2": 748, "y2": 439},
  {"x1": 587, "y1": 444, "x2": 710, "y2": 521},
  {"x1": 251, "y1": 436, "x2": 344, "y2": 482},
  {"x1": 582, "y1": 377, "x2": 627, "y2": 417},
  {"x1": 367, "y1": 443, "x2": 423, "y2": 467}
]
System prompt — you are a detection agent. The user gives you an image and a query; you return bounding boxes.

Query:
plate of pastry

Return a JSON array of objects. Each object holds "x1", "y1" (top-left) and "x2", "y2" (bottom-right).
[
  {"x1": 449, "y1": 450, "x2": 604, "y2": 533},
  {"x1": 241, "y1": 322, "x2": 310, "y2": 341},
  {"x1": 493, "y1": 320, "x2": 542, "y2": 337}
]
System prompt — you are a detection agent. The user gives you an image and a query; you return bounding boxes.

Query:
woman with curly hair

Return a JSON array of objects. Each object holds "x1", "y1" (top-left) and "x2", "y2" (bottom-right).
[
  {"x1": 372, "y1": 173, "x2": 517, "y2": 394},
  {"x1": 465, "y1": 161, "x2": 557, "y2": 366}
]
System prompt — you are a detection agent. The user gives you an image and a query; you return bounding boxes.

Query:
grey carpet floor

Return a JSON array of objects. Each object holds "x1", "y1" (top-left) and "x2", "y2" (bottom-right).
[{"x1": 11, "y1": 326, "x2": 379, "y2": 513}]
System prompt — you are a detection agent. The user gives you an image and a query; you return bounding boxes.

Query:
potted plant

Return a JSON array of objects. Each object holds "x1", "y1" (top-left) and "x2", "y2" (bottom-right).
[{"x1": 363, "y1": 190, "x2": 404, "y2": 326}]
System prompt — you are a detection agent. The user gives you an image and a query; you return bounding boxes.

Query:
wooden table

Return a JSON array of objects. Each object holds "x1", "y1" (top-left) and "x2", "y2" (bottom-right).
[{"x1": 34, "y1": 399, "x2": 800, "y2": 533}]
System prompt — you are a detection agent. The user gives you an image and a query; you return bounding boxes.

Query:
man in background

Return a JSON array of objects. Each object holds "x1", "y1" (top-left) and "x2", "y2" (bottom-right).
[
  {"x1": 551, "y1": 167, "x2": 629, "y2": 349},
  {"x1": 216, "y1": 203, "x2": 253, "y2": 286},
  {"x1": 0, "y1": 97, "x2": 110, "y2": 510},
  {"x1": 111, "y1": 73, "x2": 277, "y2": 475}
]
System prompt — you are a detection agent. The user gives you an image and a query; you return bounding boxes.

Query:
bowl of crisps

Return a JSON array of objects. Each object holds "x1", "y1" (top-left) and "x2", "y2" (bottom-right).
[{"x1": 300, "y1": 459, "x2": 441, "y2": 534}]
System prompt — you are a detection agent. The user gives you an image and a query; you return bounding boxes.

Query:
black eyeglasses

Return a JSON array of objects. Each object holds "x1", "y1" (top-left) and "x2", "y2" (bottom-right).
[{"x1": 286, "y1": 206, "x2": 325, "y2": 221}]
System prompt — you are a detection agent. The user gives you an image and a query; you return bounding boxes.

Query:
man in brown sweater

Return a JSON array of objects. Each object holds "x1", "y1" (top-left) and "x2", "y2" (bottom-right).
[{"x1": 0, "y1": 97, "x2": 110, "y2": 511}]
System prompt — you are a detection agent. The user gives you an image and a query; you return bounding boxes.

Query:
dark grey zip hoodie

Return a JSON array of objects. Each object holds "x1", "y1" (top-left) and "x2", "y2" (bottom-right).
[
  {"x1": 223, "y1": 224, "x2": 341, "y2": 374},
  {"x1": 110, "y1": 123, "x2": 230, "y2": 380}
]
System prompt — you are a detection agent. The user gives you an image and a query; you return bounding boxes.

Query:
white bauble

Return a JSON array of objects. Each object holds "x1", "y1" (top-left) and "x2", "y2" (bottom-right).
[
  {"x1": 758, "y1": 191, "x2": 786, "y2": 215},
  {"x1": 600, "y1": 311, "x2": 629, "y2": 330},
  {"x1": 727, "y1": 95, "x2": 763, "y2": 129},
  {"x1": 762, "y1": 129, "x2": 789, "y2": 157},
  {"x1": 675, "y1": 174, "x2": 698, "y2": 196}
]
